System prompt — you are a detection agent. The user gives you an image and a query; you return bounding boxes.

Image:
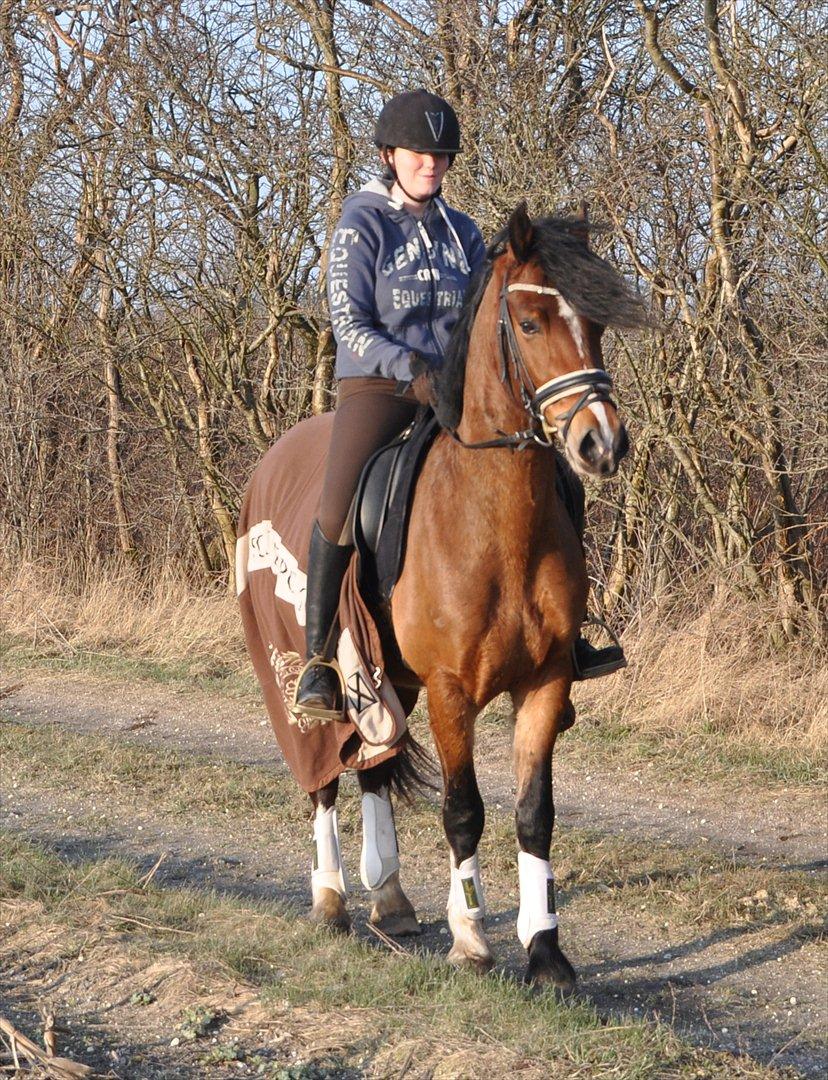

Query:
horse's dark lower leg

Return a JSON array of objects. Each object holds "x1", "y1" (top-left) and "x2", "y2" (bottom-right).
[
  {"x1": 357, "y1": 763, "x2": 420, "y2": 936},
  {"x1": 427, "y1": 673, "x2": 493, "y2": 971},
  {"x1": 309, "y1": 778, "x2": 350, "y2": 933},
  {"x1": 512, "y1": 677, "x2": 576, "y2": 991}
]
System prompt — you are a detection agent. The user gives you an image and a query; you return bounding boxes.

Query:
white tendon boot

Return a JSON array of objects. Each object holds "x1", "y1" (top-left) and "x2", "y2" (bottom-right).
[
  {"x1": 446, "y1": 851, "x2": 493, "y2": 970},
  {"x1": 516, "y1": 850, "x2": 558, "y2": 948},
  {"x1": 312, "y1": 805, "x2": 347, "y2": 897},
  {"x1": 360, "y1": 789, "x2": 400, "y2": 890}
]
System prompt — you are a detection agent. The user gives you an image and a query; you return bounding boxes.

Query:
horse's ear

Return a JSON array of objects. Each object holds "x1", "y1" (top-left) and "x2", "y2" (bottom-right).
[
  {"x1": 572, "y1": 200, "x2": 590, "y2": 248},
  {"x1": 508, "y1": 201, "x2": 534, "y2": 263}
]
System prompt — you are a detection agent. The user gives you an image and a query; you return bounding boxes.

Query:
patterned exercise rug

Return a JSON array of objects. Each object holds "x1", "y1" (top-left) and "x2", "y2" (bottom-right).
[{"x1": 236, "y1": 413, "x2": 410, "y2": 793}]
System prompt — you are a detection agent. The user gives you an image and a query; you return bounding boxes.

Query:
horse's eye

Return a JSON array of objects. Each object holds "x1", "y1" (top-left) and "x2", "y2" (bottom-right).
[{"x1": 520, "y1": 320, "x2": 538, "y2": 335}]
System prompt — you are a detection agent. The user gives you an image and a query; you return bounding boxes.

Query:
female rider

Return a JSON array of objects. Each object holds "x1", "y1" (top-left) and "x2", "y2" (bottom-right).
[{"x1": 294, "y1": 90, "x2": 622, "y2": 720}]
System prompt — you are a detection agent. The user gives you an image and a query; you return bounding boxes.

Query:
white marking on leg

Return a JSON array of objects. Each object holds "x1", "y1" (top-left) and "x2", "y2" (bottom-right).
[
  {"x1": 516, "y1": 850, "x2": 558, "y2": 949},
  {"x1": 311, "y1": 805, "x2": 348, "y2": 901},
  {"x1": 448, "y1": 852, "x2": 485, "y2": 921},
  {"x1": 446, "y1": 851, "x2": 493, "y2": 966},
  {"x1": 360, "y1": 788, "x2": 400, "y2": 890}
]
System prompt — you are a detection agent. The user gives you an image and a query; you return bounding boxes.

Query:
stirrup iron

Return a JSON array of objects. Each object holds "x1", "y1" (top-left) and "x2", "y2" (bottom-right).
[
  {"x1": 290, "y1": 656, "x2": 346, "y2": 723},
  {"x1": 572, "y1": 615, "x2": 627, "y2": 681}
]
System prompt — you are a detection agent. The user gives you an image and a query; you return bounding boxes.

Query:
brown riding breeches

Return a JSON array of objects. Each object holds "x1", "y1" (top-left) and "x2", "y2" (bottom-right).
[{"x1": 317, "y1": 377, "x2": 418, "y2": 544}]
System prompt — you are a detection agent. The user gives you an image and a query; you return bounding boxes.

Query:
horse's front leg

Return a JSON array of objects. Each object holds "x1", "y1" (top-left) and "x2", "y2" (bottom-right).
[
  {"x1": 428, "y1": 672, "x2": 493, "y2": 972},
  {"x1": 512, "y1": 675, "x2": 576, "y2": 990},
  {"x1": 309, "y1": 778, "x2": 350, "y2": 933},
  {"x1": 358, "y1": 762, "x2": 421, "y2": 936}
]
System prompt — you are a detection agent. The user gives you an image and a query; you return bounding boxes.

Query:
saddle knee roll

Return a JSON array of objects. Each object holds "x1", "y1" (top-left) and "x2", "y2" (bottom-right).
[
  {"x1": 312, "y1": 805, "x2": 348, "y2": 897},
  {"x1": 360, "y1": 790, "x2": 400, "y2": 890}
]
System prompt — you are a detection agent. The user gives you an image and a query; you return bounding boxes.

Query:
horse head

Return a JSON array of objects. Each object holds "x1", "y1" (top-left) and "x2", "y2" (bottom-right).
[
  {"x1": 437, "y1": 201, "x2": 649, "y2": 479},
  {"x1": 501, "y1": 203, "x2": 623, "y2": 476}
]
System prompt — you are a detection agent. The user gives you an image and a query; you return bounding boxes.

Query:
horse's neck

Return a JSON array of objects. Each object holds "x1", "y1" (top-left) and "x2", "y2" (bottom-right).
[{"x1": 456, "y1": 300, "x2": 529, "y2": 449}]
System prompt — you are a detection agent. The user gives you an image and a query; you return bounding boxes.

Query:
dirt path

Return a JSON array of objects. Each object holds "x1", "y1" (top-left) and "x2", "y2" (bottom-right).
[
  {"x1": 1, "y1": 669, "x2": 826, "y2": 1077},
  {"x1": 4, "y1": 670, "x2": 825, "y2": 863}
]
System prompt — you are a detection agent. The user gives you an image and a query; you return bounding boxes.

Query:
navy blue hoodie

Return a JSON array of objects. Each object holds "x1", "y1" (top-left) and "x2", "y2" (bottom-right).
[{"x1": 327, "y1": 179, "x2": 486, "y2": 382}]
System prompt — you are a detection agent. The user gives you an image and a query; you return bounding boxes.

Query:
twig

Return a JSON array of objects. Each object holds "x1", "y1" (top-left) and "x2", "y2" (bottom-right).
[
  {"x1": 365, "y1": 922, "x2": 408, "y2": 955},
  {"x1": 138, "y1": 851, "x2": 168, "y2": 890},
  {"x1": 42, "y1": 1008, "x2": 56, "y2": 1057},
  {"x1": 106, "y1": 912, "x2": 196, "y2": 935},
  {"x1": 0, "y1": 1016, "x2": 92, "y2": 1078}
]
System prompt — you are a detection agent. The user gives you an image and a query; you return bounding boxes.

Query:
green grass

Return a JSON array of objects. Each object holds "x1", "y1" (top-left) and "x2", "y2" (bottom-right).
[
  {"x1": 0, "y1": 831, "x2": 788, "y2": 1078},
  {"x1": 4, "y1": 631, "x2": 823, "y2": 788},
  {"x1": 563, "y1": 712, "x2": 826, "y2": 787}
]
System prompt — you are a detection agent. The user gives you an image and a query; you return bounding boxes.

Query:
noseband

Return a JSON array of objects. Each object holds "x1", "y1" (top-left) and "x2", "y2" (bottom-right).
[{"x1": 453, "y1": 279, "x2": 616, "y2": 451}]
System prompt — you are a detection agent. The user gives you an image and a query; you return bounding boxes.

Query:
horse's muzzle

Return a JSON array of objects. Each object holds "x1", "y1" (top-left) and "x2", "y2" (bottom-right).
[{"x1": 574, "y1": 423, "x2": 628, "y2": 478}]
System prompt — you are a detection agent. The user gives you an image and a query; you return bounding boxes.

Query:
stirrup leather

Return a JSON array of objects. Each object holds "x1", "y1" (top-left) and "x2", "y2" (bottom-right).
[{"x1": 290, "y1": 656, "x2": 347, "y2": 723}]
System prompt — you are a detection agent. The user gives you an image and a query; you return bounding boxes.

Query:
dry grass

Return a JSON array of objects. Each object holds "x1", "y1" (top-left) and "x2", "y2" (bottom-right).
[
  {"x1": 575, "y1": 584, "x2": 827, "y2": 751},
  {"x1": 0, "y1": 557, "x2": 246, "y2": 673},
  {"x1": 2, "y1": 556, "x2": 825, "y2": 755}
]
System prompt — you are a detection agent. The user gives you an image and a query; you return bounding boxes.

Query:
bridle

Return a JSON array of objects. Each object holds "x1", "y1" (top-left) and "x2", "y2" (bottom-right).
[{"x1": 452, "y1": 276, "x2": 616, "y2": 451}]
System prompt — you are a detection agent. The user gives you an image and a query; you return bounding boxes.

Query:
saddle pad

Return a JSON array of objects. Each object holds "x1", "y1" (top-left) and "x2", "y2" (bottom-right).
[{"x1": 354, "y1": 409, "x2": 440, "y2": 601}]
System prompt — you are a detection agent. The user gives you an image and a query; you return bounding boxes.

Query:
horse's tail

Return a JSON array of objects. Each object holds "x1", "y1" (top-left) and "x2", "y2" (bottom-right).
[{"x1": 385, "y1": 732, "x2": 438, "y2": 803}]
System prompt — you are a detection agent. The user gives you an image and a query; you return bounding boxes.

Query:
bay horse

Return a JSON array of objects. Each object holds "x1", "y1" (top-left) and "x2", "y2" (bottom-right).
[{"x1": 254, "y1": 203, "x2": 648, "y2": 988}]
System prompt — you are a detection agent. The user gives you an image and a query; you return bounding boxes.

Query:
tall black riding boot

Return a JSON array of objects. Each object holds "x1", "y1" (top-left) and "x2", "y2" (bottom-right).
[
  {"x1": 555, "y1": 455, "x2": 627, "y2": 681},
  {"x1": 292, "y1": 522, "x2": 354, "y2": 720}
]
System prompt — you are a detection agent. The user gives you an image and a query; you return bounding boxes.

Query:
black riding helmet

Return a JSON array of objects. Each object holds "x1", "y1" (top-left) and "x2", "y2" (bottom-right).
[{"x1": 374, "y1": 89, "x2": 462, "y2": 156}]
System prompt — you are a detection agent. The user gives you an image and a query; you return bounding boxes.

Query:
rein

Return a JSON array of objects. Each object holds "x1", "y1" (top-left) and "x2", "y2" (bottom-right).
[{"x1": 452, "y1": 278, "x2": 616, "y2": 451}]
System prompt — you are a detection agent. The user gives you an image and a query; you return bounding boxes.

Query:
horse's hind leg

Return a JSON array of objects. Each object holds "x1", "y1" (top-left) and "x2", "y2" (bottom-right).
[
  {"x1": 428, "y1": 673, "x2": 493, "y2": 972},
  {"x1": 309, "y1": 778, "x2": 351, "y2": 933},
  {"x1": 358, "y1": 762, "x2": 421, "y2": 936},
  {"x1": 512, "y1": 675, "x2": 576, "y2": 991}
]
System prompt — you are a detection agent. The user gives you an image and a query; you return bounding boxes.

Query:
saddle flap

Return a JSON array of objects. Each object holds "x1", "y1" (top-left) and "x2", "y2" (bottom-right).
[
  {"x1": 353, "y1": 410, "x2": 440, "y2": 601},
  {"x1": 337, "y1": 627, "x2": 403, "y2": 746}
]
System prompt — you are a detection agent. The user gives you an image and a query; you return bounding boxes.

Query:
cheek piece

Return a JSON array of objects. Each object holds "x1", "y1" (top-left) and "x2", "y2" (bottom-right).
[
  {"x1": 312, "y1": 804, "x2": 348, "y2": 897},
  {"x1": 448, "y1": 852, "x2": 485, "y2": 921},
  {"x1": 360, "y1": 789, "x2": 401, "y2": 890},
  {"x1": 516, "y1": 850, "x2": 558, "y2": 948}
]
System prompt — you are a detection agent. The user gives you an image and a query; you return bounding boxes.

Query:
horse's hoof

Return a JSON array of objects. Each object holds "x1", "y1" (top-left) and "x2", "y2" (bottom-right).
[
  {"x1": 371, "y1": 912, "x2": 422, "y2": 936},
  {"x1": 448, "y1": 946, "x2": 495, "y2": 974},
  {"x1": 309, "y1": 888, "x2": 351, "y2": 934},
  {"x1": 525, "y1": 929, "x2": 576, "y2": 993}
]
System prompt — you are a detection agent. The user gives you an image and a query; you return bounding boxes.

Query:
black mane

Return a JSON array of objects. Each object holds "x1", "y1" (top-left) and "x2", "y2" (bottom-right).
[{"x1": 432, "y1": 215, "x2": 650, "y2": 431}]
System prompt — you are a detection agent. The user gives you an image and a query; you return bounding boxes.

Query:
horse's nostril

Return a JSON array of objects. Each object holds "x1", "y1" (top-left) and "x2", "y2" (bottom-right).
[{"x1": 578, "y1": 431, "x2": 601, "y2": 465}]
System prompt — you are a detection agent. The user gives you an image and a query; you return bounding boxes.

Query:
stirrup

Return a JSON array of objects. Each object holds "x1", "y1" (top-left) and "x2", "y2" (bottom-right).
[
  {"x1": 572, "y1": 615, "x2": 627, "y2": 681},
  {"x1": 290, "y1": 656, "x2": 347, "y2": 723}
]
